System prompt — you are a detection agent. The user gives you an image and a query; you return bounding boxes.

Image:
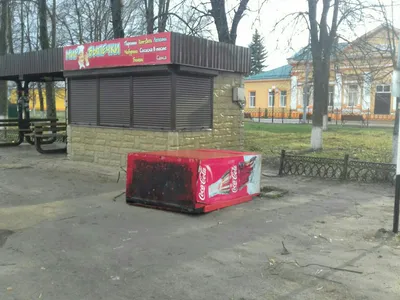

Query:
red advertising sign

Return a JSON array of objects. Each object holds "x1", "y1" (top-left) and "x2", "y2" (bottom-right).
[
  {"x1": 196, "y1": 153, "x2": 262, "y2": 205},
  {"x1": 63, "y1": 32, "x2": 171, "y2": 71}
]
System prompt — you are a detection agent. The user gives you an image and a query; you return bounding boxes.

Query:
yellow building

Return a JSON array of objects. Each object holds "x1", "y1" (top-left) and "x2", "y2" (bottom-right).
[
  {"x1": 9, "y1": 87, "x2": 66, "y2": 112},
  {"x1": 244, "y1": 65, "x2": 293, "y2": 117},
  {"x1": 245, "y1": 24, "x2": 399, "y2": 120}
]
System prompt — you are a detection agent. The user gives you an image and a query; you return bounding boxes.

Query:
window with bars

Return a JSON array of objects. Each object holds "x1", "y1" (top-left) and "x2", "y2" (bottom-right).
[
  {"x1": 249, "y1": 91, "x2": 256, "y2": 107},
  {"x1": 280, "y1": 91, "x2": 287, "y2": 107}
]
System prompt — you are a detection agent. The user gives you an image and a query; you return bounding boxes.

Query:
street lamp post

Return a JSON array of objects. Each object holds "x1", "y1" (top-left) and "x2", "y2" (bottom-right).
[{"x1": 269, "y1": 86, "x2": 276, "y2": 123}]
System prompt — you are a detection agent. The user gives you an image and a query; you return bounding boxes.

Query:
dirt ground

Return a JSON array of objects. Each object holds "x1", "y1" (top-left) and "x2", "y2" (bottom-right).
[{"x1": 0, "y1": 145, "x2": 399, "y2": 300}]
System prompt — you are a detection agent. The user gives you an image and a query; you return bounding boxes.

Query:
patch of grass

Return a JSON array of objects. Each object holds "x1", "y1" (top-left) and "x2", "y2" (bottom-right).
[
  {"x1": 244, "y1": 122, "x2": 393, "y2": 163},
  {"x1": 260, "y1": 186, "x2": 288, "y2": 198}
]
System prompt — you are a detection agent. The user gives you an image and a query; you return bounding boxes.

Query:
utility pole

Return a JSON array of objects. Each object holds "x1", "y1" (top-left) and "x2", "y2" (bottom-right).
[{"x1": 392, "y1": 37, "x2": 400, "y2": 233}]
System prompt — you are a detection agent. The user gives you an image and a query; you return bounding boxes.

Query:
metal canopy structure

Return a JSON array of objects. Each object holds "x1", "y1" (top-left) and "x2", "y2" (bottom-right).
[
  {"x1": 0, "y1": 48, "x2": 64, "y2": 82},
  {"x1": 0, "y1": 33, "x2": 250, "y2": 83}
]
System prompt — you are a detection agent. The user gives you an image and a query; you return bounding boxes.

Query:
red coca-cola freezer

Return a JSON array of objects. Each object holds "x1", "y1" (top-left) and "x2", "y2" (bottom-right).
[{"x1": 126, "y1": 149, "x2": 262, "y2": 213}]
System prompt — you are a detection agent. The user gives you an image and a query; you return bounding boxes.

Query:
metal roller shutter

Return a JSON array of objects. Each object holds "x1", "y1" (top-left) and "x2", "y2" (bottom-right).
[
  {"x1": 69, "y1": 78, "x2": 98, "y2": 125},
  {"x1": 133, "y1": 75, "x2": 172, "y2": 129},
  {"x1": 99, "y1": 77, "x2": 131, "y2": 126},
  {"x1": 176, "y1": 75, "x2": 212, "y2": 129}
]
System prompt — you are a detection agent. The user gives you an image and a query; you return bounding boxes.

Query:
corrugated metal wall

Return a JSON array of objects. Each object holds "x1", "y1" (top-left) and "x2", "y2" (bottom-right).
[
  {"x1": 133, "y1": 75, "x2": 172, "y2": 129},
  {"x1": 175, "y1": 75, "x2": 212, "y2": 129},
  {"x1": 99, "y1": 77, "x2": 131, "y2": 127},
  {"x1": 0, "y1": 48, "x2": 63, "y2": 77},
  {"x1": 69, "y1": 78, "x2": 98, "y2": 125},
  {"x1": 171, "y1": 33, "x2": 250, "y2": 74}
]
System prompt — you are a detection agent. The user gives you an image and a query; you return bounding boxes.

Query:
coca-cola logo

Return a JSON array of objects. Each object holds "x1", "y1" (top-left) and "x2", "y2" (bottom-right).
[
  {"x1": 198, "y1": 167, "x2": 207, "y2": 201},
  {"x1": 231, "y1": 165, "x2": 238, "y2": 193}
]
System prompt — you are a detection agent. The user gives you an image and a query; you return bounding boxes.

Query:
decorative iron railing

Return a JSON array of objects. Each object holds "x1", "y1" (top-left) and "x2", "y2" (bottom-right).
[
  {"x1": 244, "y1": 107, "x2": 395, "y2": 124},
  {"x1": 278, "y1": 150, "x2": 395, "y2": 184}
]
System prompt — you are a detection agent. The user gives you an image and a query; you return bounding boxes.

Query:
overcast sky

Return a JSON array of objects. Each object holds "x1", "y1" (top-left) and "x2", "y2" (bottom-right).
[{"x1": 231, "y1": 0, "x2": 400, "y2": 70}]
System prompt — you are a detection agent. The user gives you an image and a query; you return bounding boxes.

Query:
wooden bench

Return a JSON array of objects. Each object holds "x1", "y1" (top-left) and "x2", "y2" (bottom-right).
[
  {"x1": 0, "y1": 118, "x2": 59, "y2": 146},
  {"x1": 244, "y1": 112, "x2": 252, "y2": 119},
  {"x1": 341, "y1": 114, "x2": 365, "y2": 126},
  {"x1": 29, "y1": 122, "x2": 67, "y2": 154},
  {"x1": 0, "y1": 119, "x2": 24, "y2": 146},
  {"x1": 298, "y1": 113, "x2": 313, "y2": 122},
  {"x1": 24, "y1": 118, "x2": 58, "y2": 145}
]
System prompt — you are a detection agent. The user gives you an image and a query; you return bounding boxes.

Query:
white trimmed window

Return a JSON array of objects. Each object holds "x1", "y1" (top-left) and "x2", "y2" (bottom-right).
[
  {"x1": 328, "y1": 86, "x2": 334, "y2": 107},
  {"x1": 280, "y1": 91, "x2": 287, "y2": 107},
  {"x1": 268, "y1": 91, "x2": 274, "y2": 107},
  {"x1": 249, "y1": 91, "x2": 256, "y2": 107},
  {"x1": 348, "y1": 84, "x2": 359, "y2": 106},
  {"x1": 376, "y1": 84, "x2": 391, "y2": 93}
]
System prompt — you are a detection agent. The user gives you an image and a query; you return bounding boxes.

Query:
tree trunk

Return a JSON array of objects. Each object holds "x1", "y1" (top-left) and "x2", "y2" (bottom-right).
[
  {"x1": 7, "y1": 3, "x2": 13, "y2": 54},
  {"x1": 38, "y1": 0, "x2": 56, "y2": 119},
  {"x1": 209, "y1": 0, "x2": 248, "y2": 44},
  {"x1": 0, "y1": 0, "x2": 8, "y2": 120},
  {"x1": 307, "y1": 0, "x2": 339, "y2": 149},
  {"x1": 311, "y1": 74, "x2": 324, "y2": 150},
  {"x1": 38, "y1": 83, "x2": 45, "y2": 116},
  {"x1": 210, "y1": 0, "x2": 231, "y2": 43},
  {"x1": 51, "y1": 0, "x2": 56, "y2": 48},
  {"x1": 322, "y1": 60, "x2": 330, "y2": 131},
  {"x1": 73, "y1": 0, "x2": 83, "y2": 43},
  {"x1": 110, "y1": 0, "x2": 124, "y2": 38},
  {"x1": 145, "y1": 0, "x2": 154, "y2": 34},
  {"x1": 45, "y1": 82, "x2": 55, "y2": 118},
  {"x1": 322, "y1": 114, "x2": 328, "y2": 130},
  {"x1": 311, "y1": 56, "x2": 331, "y2": 150},
  {"x1": 20, "y1": 0, "x2": 24, "y2": 53},
  {"x1": 157, "y1": 0, "x2": 170, "y2": 32},
  {"x1": 393, "y1": 97, "x2": 400, "y2": 164}
]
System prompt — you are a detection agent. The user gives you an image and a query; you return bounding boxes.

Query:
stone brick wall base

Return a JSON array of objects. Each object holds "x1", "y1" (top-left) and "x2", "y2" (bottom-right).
[{"x1": 67, "y1": 72, "x2": 245, "y2": 167}]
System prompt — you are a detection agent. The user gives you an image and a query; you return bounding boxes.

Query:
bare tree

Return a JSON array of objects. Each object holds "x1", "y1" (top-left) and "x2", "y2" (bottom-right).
[
  {"x1": 38, "y1": 0, "x2": 56, "y2": 118},
  {"x1": 7, "y1": 1, "x2": 13, "y2": 54},
  {"x1": 169, "y1": 2, "x2": 213, "y2": 38},
  {"x1": 307, "y1": 0, "x2": 340, "y2": 149},
  {"x1": 191, "y1": 0, "x2": 250, "y2": 44},
  {"x1": 277, "y1": 0, "x2": 382, "y2": 150},
  {"x1": 56, "y1": 0, "x2": 142, "y2": 45},
  {"x1": 110, "y1": 0, "x2": 125, "y2": 38},
  {"x1": 0, "y1": 0, "x2": 9, "y2": 120}
]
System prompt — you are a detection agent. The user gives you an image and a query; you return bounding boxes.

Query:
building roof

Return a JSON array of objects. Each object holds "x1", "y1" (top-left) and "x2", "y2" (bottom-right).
[
  {"x1": 289, "y1": 42, "x2": 348, "y2": 62},
  {"x1": 288, "y1": 24, "x2": 400, "y2": 63},
  {"x1": 245, "y1": 65, "x2": 292, "y2": 81}
]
